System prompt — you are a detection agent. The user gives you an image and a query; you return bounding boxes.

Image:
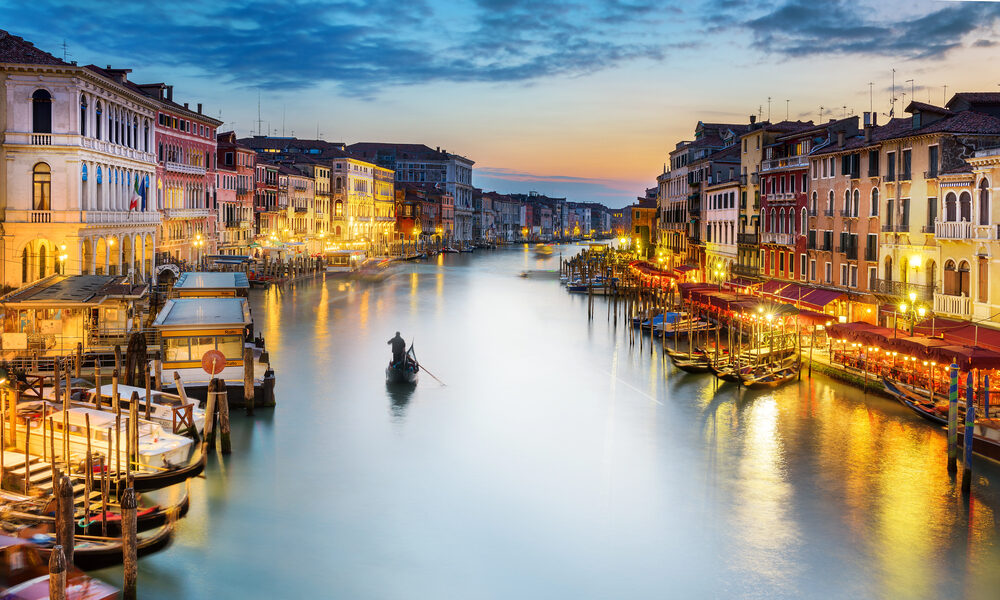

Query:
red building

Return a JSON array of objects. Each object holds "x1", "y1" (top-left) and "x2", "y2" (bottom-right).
[
  {"x1": 216, "y1": 132, "x2": 255, "y2": 256},
  {"x1": 132, "y1": 82, "x2": 221, "y2": 267},
  {"x1": 759, "y1": 118, "x2": 858, "y2": 282},
  {"x1": 254, "y1": 163, "x2": 278, "y2": 239}
]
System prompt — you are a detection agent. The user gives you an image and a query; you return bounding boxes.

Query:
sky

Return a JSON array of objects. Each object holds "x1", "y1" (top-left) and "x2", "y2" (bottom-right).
[{"x1": 3, "y1": 0, "x2": 1000, "y2": 207}]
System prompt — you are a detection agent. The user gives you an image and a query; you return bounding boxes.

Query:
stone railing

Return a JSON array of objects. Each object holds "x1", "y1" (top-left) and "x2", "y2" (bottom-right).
[
  {"x1": 84, "y1": 210, "x2": 160, "y2": 224},
  {"x1": 761, "y1": 232, "x2": 795, "y2": 245},
  {"x1": 79, "y1": 137, "x2": 156, "y2": 162},
  {"x1": 934, "y1": 293, "x2": 971, "y2": 317},
  {"x1": 973, "y1": 224, "x2": 999, "y2": 240},
  {"x1": 761, "y1": 155, "x2": 808, "y2": 172},
  {"x1": 162, "y1": 208, "x2": 211, "y2": 220},
  {"x1": 935, "y1": 220, "x2": 972, "y2": 240},
  {"x1": 165, "y1": 162, "x2": 207, "y2": 176}
]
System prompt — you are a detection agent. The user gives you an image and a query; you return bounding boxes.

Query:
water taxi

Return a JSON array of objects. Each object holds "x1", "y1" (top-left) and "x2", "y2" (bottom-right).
[
  {"x1": 84, "y1": 383, "x2": 205, "y2": 436},
  {"x1": 325, "y1": 249, "x2": 366, "y2": 274}
]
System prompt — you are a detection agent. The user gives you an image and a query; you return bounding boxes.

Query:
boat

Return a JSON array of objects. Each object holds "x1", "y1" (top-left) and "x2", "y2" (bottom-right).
[
  {"x1": 386, "y1": 344, "x2": 419, "y2": 385},
  {"x1": 665, "y1": 347, "x2": 705, "y2": 360},
  {"x1": 669, "y1": 351, "x2": 711, "y2": 374},
  {"x1": 881, "y1": 377, "x2": 949, "y2": 425},
  {"x1": 534, "y1": 244, "x2": 553, "y2": 257},
  {"x1": 459, "y1": 246, "x2": 475, "y2": 253},
  {"x1": 0, "y1": 534, "x2": 118, "y2": 599},
  {"x1": 84, "y1": 383, "x2": 206, "y2": 437},
  {"x1": 19, "y1": 521, "x2": 175, "y2": 571},
  {"x1": 324, "y1": 249, "x2": 366, "y2": 274},
  {"x1": 13, "y1": 404, "x2": 205, "y2": 493},
  {"x1": 441, "y1": 247, "x2": 460, "y2": 254},
  {"x1": 741, "y1": 365, "x2": 798, "y2": 388}
]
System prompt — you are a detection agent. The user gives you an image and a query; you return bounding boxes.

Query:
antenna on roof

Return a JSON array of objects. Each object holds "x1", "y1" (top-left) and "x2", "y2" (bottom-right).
[
  {"x1": 842, "y1": 105, "x2": 847, "y2": 119},
  {"x1": 758, "y1": 105, "x2": 763, "y2": 121},
  {"x1": 256, "y1": 89, "x2": 263, "y2": 138},
  {"x1": 889, "y1": 68, "x2": 896, "y2": 118},
  {"x1": 868, "y1": 82, "x2": 873, "y2": 115},
  {"x1": 785, "y1": 99, "x2": 789, "y2": 121},
  {"x1": 60, "y1": 39, "x2": 70, "y2": 62},
  {"x1": 767, "y1": 97, "x2": 772, "y2": 121},
  {"x1": 943, "y1": 84, "x2": 948, "y2": 106},
  {"x1": 282, "y1": 105, "x2": 286, "y2": 137}
]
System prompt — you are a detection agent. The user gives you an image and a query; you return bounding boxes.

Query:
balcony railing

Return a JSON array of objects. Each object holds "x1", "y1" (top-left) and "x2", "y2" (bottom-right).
[
  {"x1": 875, "y1": 279, "x2": 935, "y2": 301},
  {"x1": 737, "y1": 233, "x2": 759, "y2": 245},
  {"x1": 839, "y1": 209, "x2": 857, "y2": 218},
  {"x1": 30, "y1": 210, "x2": 51, "y2": 223},
  {"x1": 165, "y1": 162, "x2": 207, "y2": 176},
  {"x1": 31, "y1": 134, "x2": 51, "y2": 145},
  {"x1": 162, "y1": 208, "x2": 211, "y2": 220},
  {"x1": 808, "y1": 208, "x2": 818, "y2": 217},
  {"x1": 761, "y1": 155, "x2": 808, "y2": 172},
  {"x1": 881, "y1": 224, "x2": 895, "y2": 232},
  {"x1": 864, "y1": 247, "x2": 878, "y2": 262},
  {"x1": 973, "y1": 224, "x2": 999, "y2": 240},
  {"x1": 732, "y1": 264, "x2": 760, "y2": 278},
  {"x1": 921, "y1": 225, "x2": 935, "y2": 234},
  {"x1": 934, "y1": 293, "x2": 971, "y2": 317},
  {"x1": 924, "y1": 170, "x2": 939, "y2": 180},
  {"x1": 761, "y1": 232, "x2": 795, "y2": 245},
  {"x1": 935, "y1": 220, "x2": 972, "y2": 240},
  {"x1": 823, "y1": 209, "x2": 834, "y2": 217},
  {"x1": 766, "y1": 192, "x2": 799, "y2": 203}
]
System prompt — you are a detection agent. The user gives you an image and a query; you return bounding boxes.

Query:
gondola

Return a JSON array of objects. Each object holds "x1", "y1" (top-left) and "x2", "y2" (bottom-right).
[
  {"x1": 115, "y1": 447, "x2": 206, "y2": 494},
  {"x1": 741, "y1": 366, "x2": 798, "y2": 389},
  {"x1": 708, "y1": 361, "x2": 745, "y2": 383},
  {"x1": 26, "y1": 521, "x2": 176, "y2": 570},
  {"x1": 386, "y1": 344, "x2": 419, "y2": 385},
  {"x1": 665, "y1": 347, "x2": 705, "y2": 360},
  {"x1": 669, "y1": 352, "x2": 711, "y2": 374},
  {"x1": 881, "y1": 377, "x2": 949, "y2": 425}
]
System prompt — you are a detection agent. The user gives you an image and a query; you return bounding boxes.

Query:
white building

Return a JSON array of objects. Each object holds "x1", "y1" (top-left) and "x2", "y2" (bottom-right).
[
  {"x1": 703, "y1": 178, "x2": 740, "y2": 283},
  {"x1": 0, "y1": 31, "x2": 159, "y2": 288}
]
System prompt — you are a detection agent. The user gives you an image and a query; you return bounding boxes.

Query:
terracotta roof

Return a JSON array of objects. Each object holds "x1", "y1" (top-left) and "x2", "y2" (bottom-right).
[
  {"x1": 0, "y1": 29, "x2": 68, "y2": 66},
  {"x1": 947, "y1": 92, "x2": 1000, "y2": 108},
  {"x1": 347, "y1": 142, "x2": 454, "y2": 162},
  {"x1": 940, "y1": 163, "x2": 973, "y2": 175},
  {"x1": 904, "y1": 101, "x2": 953, "y2": 116}
]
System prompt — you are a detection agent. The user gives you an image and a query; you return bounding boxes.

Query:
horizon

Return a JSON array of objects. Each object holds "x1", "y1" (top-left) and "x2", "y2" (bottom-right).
[{"x1": 3, "y1": 0, "x2": 1000, "y2": 207}]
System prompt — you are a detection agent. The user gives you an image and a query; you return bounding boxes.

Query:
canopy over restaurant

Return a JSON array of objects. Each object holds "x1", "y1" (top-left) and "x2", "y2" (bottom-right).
[{"x1": 170, "y1": 272, "x2": 250, "y2": 298}]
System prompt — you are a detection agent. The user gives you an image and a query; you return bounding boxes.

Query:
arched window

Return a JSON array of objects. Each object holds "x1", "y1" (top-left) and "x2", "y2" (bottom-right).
[
  {"x1": 853, "y1": 189, "x2": 860, "y2": 216},
  {"x1": 95, "y1": 102, "x2": 103, "y2": 140},
  {"x1": 38, "y1": 245, "x2": 46, "y2": 280},
  {"x1": 21, "y1": 248, "x2": 28, "y2": 284},
  {"x1": 770, "y1": 208, "x2": 776, "y2": 233},
  {"x1": 979, "y1": 179, "x2": 990, "y2": 226},
  {"x1": 978, "y1": 255, "x2": 989, "y2": 302},
  {"x1": 144, "y1": 120, "x2": 150, "y2": 152},
  {"x1": 811, "y1": 191, "x2": 817, "y2": 213},
  {"x1": 801, "y1": 207, "x2": 808, "y2": 234},
  {"x1": 787, "y1": 209, "x2": 794, "y2": 235},
  {"x1": 80, "y1": 95, "x2": 87, "y2": 136},
  {"x1": 958, "y1": 260, "x2": 971, "y2": 297},
  {"x1": 132, "y1": 117, "x2": 138, "y2": 149},
  {"x1": 32, "y1": 163, "x2": 51, "y2": 210},
  {"x1": 870, "y1": 188, "x2": 879, "y2": 216},
  {"x1": 32, "y1": 89, "x2": 52, "y2": 133},
  {"x1": 779, "y1": 208, "x2": 785, "y2": 233},
  {"x1": 928, "y1": 260, "x2": 937, "y2": 294},
  {"x1": 944, "y1": 260, "x2": 957, "y2": 295},
  {"x1": 335, "y1": 200, "x2": 344, "y2": 217},
  {"x1": 827, "y1": 190, "x2": 834, "y2": 211},
  {"x1": 761, "y1": 209, "x2": 766, "y2": 231},
  {"x1": 945, "y1": 192, "x2": 957, "y2": 222},
  {"x1": 844, "y1": 189, "x2": 851, "y2": 212},
  {"x1": 884, "y1": 256, "x2": 893, "y2": 283},
  {"x1": 959, "y1": 192, "x2": 971, "y2": 222}
]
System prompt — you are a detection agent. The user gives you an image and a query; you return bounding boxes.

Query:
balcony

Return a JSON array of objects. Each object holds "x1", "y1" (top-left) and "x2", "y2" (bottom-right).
[
  {"x1": 732, "y1": 264, "x2": 760, "y2": 278},
  {"x1": 295, "y1": 206, "x2": 309, "y2": 213},
  {"x1": 165, "y1": 161, "x2": 207, "y2": 176},
  {"x1": 78, "y1": 137, "x2": 155, "y2": 162},
  {"x1": 835, "y1": 246, "x2": 859, "y2": 260},
  {"x1": 881, "y1": 224, "x2": 895, "y2": 232},
  {"x1": 236, "y1": 187, "x2": 250, "y2": 196},
  {"x1": 924, "y1": 170, "x2": 939, "y2": 180},
  {"x1": 162, "y1": 208, "x2": 211, "y2": 220},
  {"x1": 766, "y1": 192, "x2": 798, "y2": 203},
  {"x1": 864, "y1": 247, "x2": 877, "y2": 262},
  {"x1": 839, "y1": 209, "x2": 857, "y2": 219},
  {"x1": 808, "y1": 208, "x2": 818, "y2": 217},
  {"x1": 973, "y1": 224, "x2": 999, "y2": 240},
  {"x1": 737, "y1": 233, "x2": 759, "y2": 246},
  {"x1": 31, "y1": 134, "x2": 51, "y2": 145},
  {"x1": 874, "y1": 279, "x2": 935, "y2": 301},
  {"x1": 761, "y1": 155, "x2": 808, "y2": 172},
  {"x1": 934, "y1": 293, "x2": 971, "y2": 318},
  {"x1": 761, "y1": 232, "x2": 795, "y2": 245},
  {"x1": 823, "y1": 209, "x2": 834, "y2": 217},
  {"x1": 920, "y1": 225, "x2": 935, "y2": 234},
  {"x1": 935, "y1": 220, "x2": 972, "y2": 240}
]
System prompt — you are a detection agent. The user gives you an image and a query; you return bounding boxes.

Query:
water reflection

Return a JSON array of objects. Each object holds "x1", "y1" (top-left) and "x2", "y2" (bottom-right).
[{"x1": 386, "y1": 381, "x2": 415, "y2": 420}]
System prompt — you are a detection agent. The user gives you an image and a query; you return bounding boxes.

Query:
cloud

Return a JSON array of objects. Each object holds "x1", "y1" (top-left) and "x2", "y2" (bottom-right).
[
  {"x1": 474, "y1": 167, "x2": 644, "y2": 207},
  {"x1": 1, "y1": 0, "x2": 680, "y2": 95},
  {"x1": 739, "y1": 0, "x2": 1000, "y2": 60}
]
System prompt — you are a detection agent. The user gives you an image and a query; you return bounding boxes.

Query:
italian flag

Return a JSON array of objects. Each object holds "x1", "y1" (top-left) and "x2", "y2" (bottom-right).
[{"x1": 129, "y1": 176, "x2": 141, "y2": 211}]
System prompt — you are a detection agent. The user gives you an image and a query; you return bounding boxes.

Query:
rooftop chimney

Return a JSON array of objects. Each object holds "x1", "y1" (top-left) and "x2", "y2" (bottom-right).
[
  {"x1": 197, "y1": 103, "x2": 202, "y2": 114},
  {"x1": 749, "y1": 115, "x2": 757, "y2": 125},
  {"x1": 166, "y1": 86, "x2": 173, "y2": 102},
  {"x1": 863, "y1": 112, "x2": 871, "y2": 126},
  {"x1": 183, "y1": 102, "x2": 189, "y2": 110}
]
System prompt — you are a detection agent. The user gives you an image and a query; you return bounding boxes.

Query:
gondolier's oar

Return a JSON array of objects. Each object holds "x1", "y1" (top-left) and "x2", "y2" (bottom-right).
[{"x1": 419, "y1": 364, "x2": 446, "y2": 386}]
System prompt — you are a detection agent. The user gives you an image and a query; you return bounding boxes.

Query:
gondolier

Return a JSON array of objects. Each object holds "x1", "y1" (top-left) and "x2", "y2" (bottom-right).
[{"x1": 388, "y1": 331, "x2": 406, "y2": 366}]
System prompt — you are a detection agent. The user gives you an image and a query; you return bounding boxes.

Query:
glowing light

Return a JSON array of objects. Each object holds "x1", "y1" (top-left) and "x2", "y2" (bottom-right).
[{"x1": 899, "y1": 303, "x2": 907, "y2": 312}]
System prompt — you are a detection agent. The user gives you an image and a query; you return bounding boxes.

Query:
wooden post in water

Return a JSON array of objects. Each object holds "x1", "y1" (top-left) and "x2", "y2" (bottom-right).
[
  {"x1": 244, "y1": 346, "x2": 255, "y2": 416},
  {"x1": 100, "y1": 452, "x2": 108, "y2": 537},
  {"x1": 122, "y1": 486, "x2": 138, "y2": 600},
  {"x1": 56, "y1": 474, "x2": 74, "y2": 565},
  {"x1": 23, "y1": 416, "x2": 29, "y2": 494},
  {"x1": 114, "y1": 345, "x2": 122, "y2": 378},
  {"x1": 948, "y1": 363, "x2": 959, "y2": 474},
  {"x1": 203, "y1": 378, "x2": 219, "y2": 453},
  {"x1": 9, "y1": 388, "x2": 17, "y2": 447},
  {"x1": 75, "y1": 342, "x2": 82, "y2": 379},
  {"x1": 145, "y1": 368, "x2": 152, "y2": 421},
  {"x1": 808, "y1": 326, "x2": 815, "y2": 377},
  {"x1": 963, "y1": 370, "x2": 975, "y2": 494},
  {"x1": 154, "y1": 351, "x2": 162, "y2": 392},
  {"x1": 84, "y1": 413, "x2": 92, "y2": 529},
  {"x1": 218, "y1": 377, "x2": 232, "y2": 454},
  {"x1": 53, "y1": 358, "x2": 61, "y2": 410},
  {"x1": 48, "y1": 545, "x2": 66, "y2": 600},
  {"x1": 93, "y1": 361, "x2": 102, "y2": 410}
]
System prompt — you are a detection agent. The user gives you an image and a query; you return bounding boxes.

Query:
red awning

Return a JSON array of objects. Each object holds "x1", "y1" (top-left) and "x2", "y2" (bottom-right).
[
  {"x1": 884, "y1": 335, "x2": 951, "y2": 360},
  {"x1": 929, "y1": 345, "x2": 1000, "y2": 371},
  {"x1": 800, "y1": 289, "x2": 845, "y2": 310},
  {"x1": 759, "y1": 279, "x2": 790, "y2": 295},
  {"x1": 674, "y1": 265, "x2": 696, "y2": 273},
  {"x1": 796, "y1": 310, "x2": 833, "y2": 326},
  {"x1": 777, "y1": 284, "x2": 810, "y2": 302}
]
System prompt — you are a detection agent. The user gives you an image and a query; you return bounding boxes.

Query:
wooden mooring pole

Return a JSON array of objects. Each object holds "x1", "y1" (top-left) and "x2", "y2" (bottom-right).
[
  {"x1": 948, "y1": 363, "x2": 959, "y2": 474},
  {"x1": 48, "y1": 544, "x2": 66, "y2": 600},
  {"x1": 122, "y1": 487, "x2": 138, "y2": 600},
  {"x1": 962, "y1": 370, "x2": 975, "y2": 494}
]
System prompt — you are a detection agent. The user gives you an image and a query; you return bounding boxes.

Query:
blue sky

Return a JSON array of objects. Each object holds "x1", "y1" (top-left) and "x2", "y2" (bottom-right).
[{"x1": 4, "y1": 0, "x2": 1000, "y2": 206}]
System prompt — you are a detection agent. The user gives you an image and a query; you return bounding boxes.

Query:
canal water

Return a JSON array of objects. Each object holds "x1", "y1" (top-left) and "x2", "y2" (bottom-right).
[{"x1": 98, "y1": 246, "x2": 1000, "y2": 599}]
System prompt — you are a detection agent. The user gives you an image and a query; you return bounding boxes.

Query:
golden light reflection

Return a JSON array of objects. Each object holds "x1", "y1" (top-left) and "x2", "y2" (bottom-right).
[
  {"x1": 315, "y1": 279, "x2": 329, "y2": 339},
  {"x1": 358, "y1": 289, "x2": 370, "y2": 330},
  {"x1": 263, "y1": 285, "x2": 281, "y2": 350}
]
